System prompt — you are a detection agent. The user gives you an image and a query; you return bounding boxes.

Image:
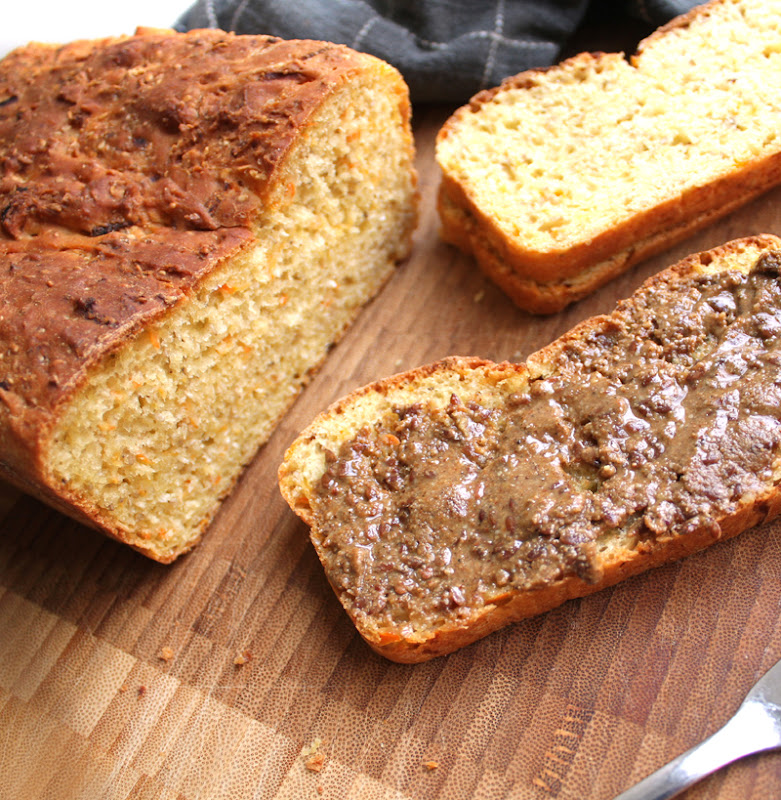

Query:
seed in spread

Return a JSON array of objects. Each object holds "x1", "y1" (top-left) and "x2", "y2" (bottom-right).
[{"x1": 311, "y1": 254, "x2": 781, "y2": 635}]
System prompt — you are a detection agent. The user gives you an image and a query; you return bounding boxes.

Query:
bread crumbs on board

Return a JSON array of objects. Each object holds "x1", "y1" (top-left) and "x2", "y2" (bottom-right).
[
  {"x1": 306, "y1": 753, "x2": 326, "y2": 772},
  {"x1": 303, "y1": 738, "x2": 326, "y2": 772}
]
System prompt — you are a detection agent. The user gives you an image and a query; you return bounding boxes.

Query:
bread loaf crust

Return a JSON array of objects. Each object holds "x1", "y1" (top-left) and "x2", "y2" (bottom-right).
[
  {"x1": 0, "y1": 29, "x2": 415, "y2": 558},
  {"x1": 435, "y1": 0, "x2": 781, "y2": 313},
  {"x1": 280, "y1": 235, "x2": 781, "y2": 661},
  {"x1": 437, "y1": 179, "x2": 763, "y2": 314}
]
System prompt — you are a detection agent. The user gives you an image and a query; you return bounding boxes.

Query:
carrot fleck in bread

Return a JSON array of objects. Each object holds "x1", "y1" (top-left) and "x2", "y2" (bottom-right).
[
  {"x1": 436, "y1": 0, "x2": 781, "y2": 313},
  {"x1": 0, "y1": 28, "x2": 417, "y2": 562},
  {"x1": 279, "y1": 236, "x2": 781, "y2": 662}
]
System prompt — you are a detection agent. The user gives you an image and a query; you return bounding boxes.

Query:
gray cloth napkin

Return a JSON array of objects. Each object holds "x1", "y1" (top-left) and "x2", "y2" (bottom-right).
[{"x1": 175, "y1": 0, "x2": 702, "y2": 103}]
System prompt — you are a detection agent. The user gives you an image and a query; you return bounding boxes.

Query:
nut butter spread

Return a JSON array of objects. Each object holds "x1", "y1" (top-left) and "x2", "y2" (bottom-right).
[{"x1": 313, "y1": 255, "x2": 781, "y2": 634}]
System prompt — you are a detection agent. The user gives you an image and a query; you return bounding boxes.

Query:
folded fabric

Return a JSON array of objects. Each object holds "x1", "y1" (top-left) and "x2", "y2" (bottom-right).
[{"x1": 175, "y1": 0, "x2": 702, "y2": 103}]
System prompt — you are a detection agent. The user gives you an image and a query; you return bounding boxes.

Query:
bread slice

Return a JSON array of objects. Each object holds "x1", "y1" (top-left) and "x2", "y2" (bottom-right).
[
  {"x1": 0, "y1": 28, "x2": 417, "y2": 562},
  {"x1": 279, "y1": 235, "x2": 781, "y2": 662},
  {"x1": 435, "y1": 0, "x2": 781, "y2": 313}
]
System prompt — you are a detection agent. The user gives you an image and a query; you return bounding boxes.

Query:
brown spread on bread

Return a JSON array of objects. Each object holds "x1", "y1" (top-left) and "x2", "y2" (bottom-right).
[{"x1": 311, "y1": 254, "x2": 781, "y2": 635}]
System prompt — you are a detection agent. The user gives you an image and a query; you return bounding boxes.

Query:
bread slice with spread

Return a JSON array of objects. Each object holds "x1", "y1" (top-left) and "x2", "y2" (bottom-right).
[{"x1": 279, "y1": 236, "x2": 781, "y2": 661}]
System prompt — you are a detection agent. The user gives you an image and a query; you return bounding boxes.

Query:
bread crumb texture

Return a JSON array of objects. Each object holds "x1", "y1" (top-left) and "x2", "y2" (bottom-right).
[
  {"x1": 302, "y1": 738, "x2": 326, "y2": 772},
  {"x1": 158, "y1": 646, "x2": 174, "y2": 662},
  {"x1": 436, "y1": 0, "x2": 781, "y2": 309},
  {"x1": 0, "y1": 30, "x2": 416, "y2": 560},
  {"x1": 233, "y1": 650, "x2": 253, "y2": 666}
]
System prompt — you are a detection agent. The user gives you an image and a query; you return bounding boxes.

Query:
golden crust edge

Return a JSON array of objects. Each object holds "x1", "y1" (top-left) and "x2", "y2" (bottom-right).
[{"x1": 435, "y1": 162, "x2": 781, "y2": 314}]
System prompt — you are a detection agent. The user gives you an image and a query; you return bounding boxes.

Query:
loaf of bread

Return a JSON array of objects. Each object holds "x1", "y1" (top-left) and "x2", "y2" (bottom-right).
[
  {"x1": 0, "y1": 28, "x2": 417, "y2": 562},
  {"x1": 436, "y1": 0, "x2": 781, "y2": 314},
  {"x1": 279, "y1": 235, "x2": 781, "y2": 662}
]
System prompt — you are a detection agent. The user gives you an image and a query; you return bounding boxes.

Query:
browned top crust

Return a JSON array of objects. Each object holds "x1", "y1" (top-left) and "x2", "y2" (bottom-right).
[{"x1": 0, "y1": 28, "x2": 377, "y2": 474}]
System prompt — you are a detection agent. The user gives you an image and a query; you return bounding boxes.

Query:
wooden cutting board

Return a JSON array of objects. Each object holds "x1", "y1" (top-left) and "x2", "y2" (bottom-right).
[{"x1": 3, "y1": 105, "x2": 781, "y2": 800}]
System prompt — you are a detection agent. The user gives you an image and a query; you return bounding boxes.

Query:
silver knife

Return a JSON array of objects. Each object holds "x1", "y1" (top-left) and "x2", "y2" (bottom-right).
[{"x1": 614, "y1": 656, "x2": 781, "y2": 800}]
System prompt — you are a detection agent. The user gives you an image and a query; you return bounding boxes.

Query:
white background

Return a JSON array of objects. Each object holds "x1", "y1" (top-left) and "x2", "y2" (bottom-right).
[{"x1": 2, "y1": 0, "x2": 193, "y2": 57}]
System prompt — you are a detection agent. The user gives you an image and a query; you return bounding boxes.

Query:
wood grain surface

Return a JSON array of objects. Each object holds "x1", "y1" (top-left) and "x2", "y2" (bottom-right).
[{"x1": 3, "y1": 105, "x2": 781, "y2": 800}]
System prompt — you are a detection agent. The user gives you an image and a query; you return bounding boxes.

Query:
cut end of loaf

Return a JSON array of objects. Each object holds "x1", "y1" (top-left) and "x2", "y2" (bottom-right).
[
  {"x1": 16, "y1": 46, "x2": 416, "y2": 562},
  {"x1": 280, "y1": 236, "x2": 781, "y2": 661}
]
